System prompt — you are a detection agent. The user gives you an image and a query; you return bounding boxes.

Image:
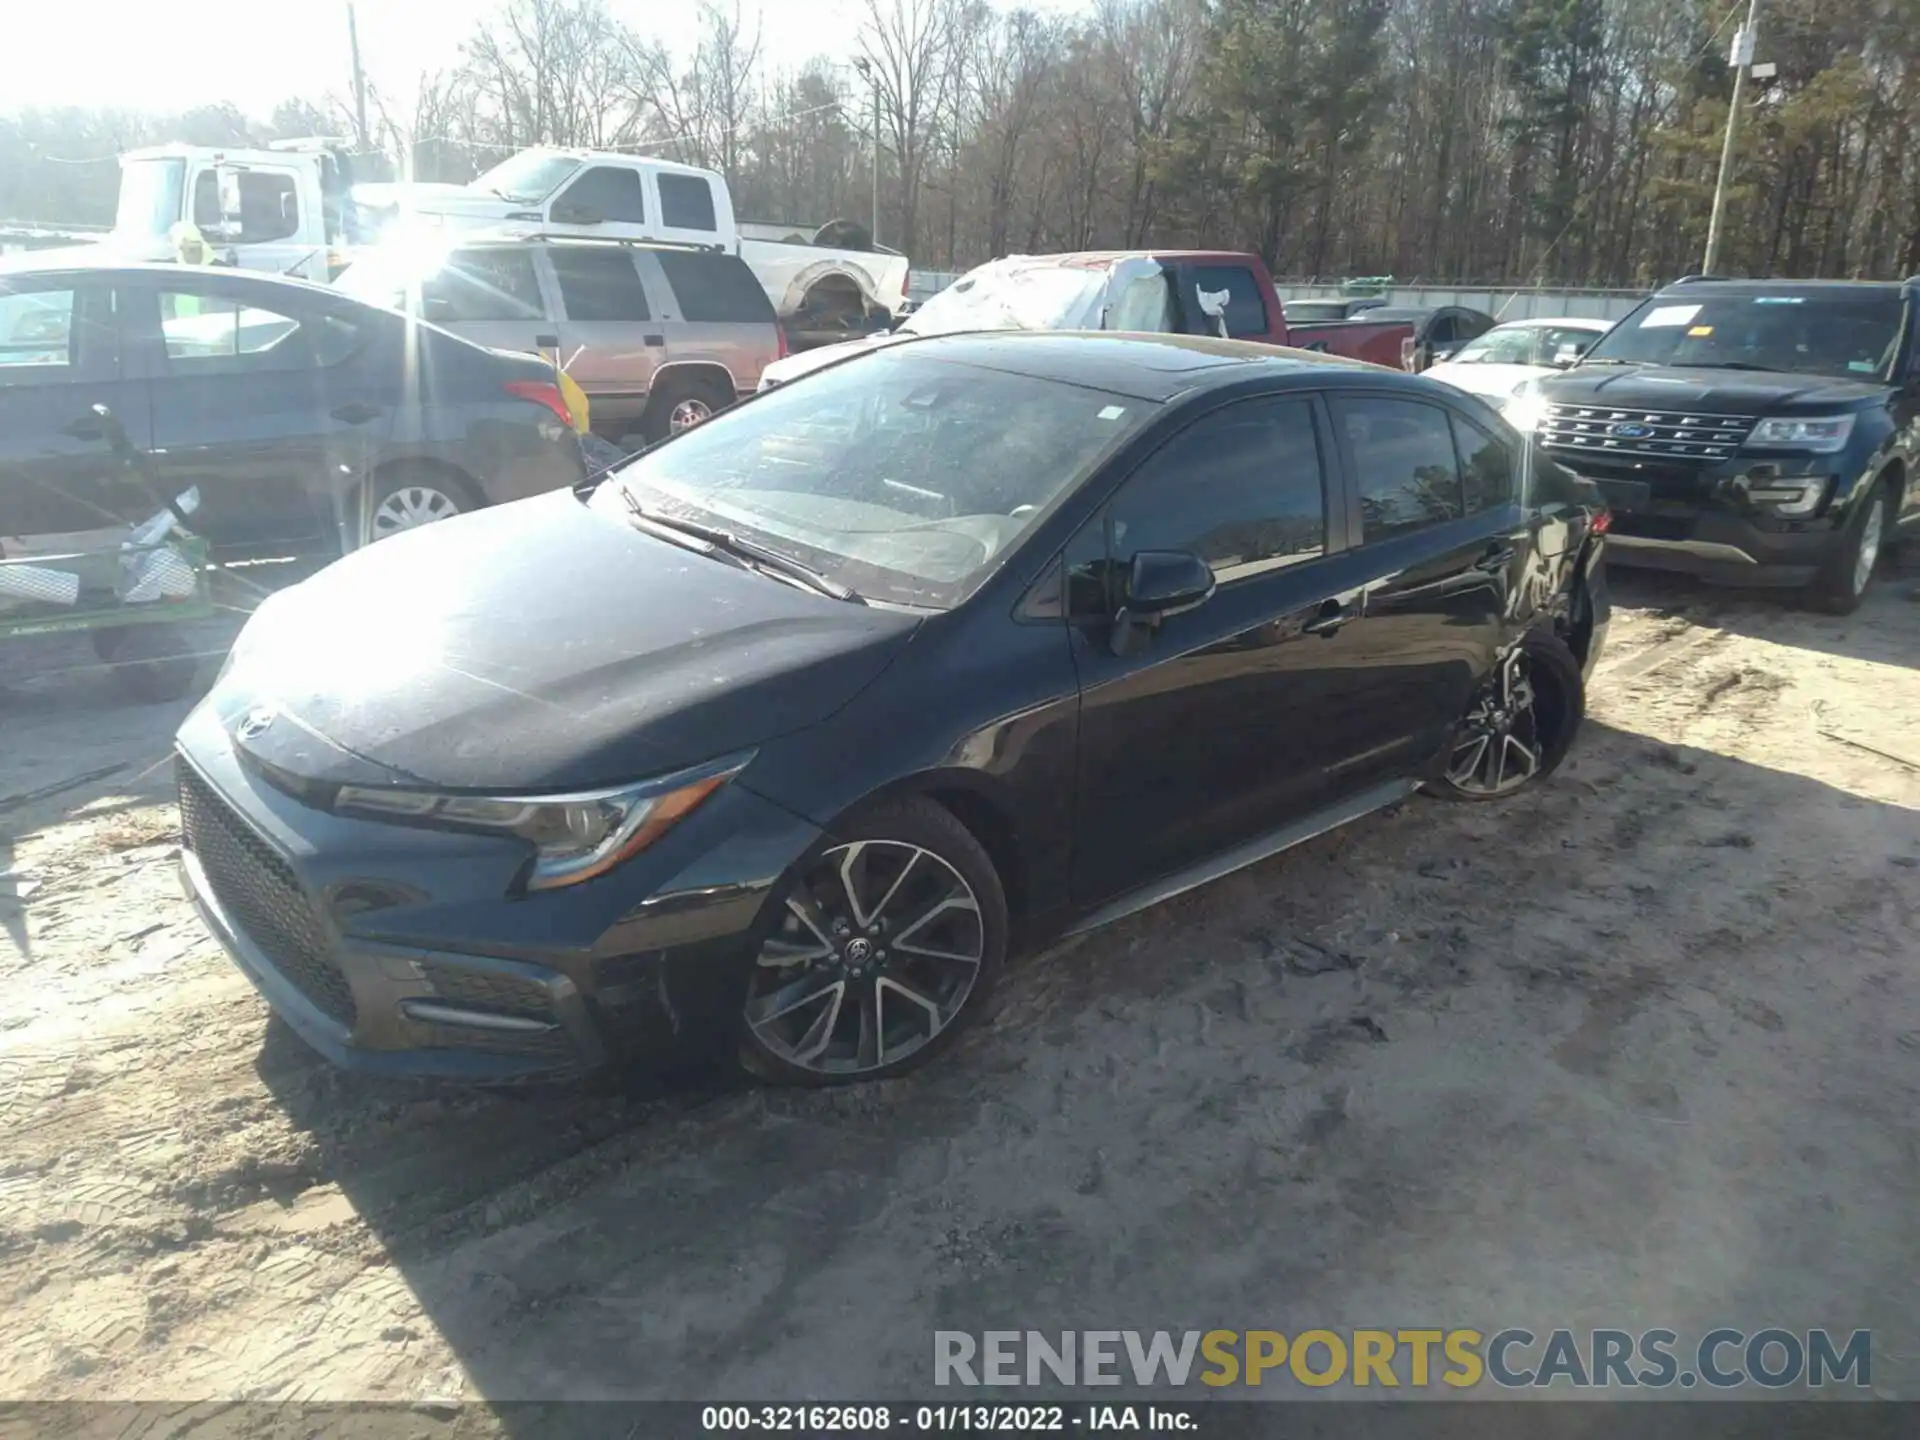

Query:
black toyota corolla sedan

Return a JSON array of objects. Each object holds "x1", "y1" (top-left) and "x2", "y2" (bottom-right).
[{"x1": 175, "y1": 333, "x2": 1610, "y2": 1086}]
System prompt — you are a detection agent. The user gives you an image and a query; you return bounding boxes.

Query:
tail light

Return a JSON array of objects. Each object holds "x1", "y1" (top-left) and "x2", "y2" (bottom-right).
[
  {"x1": 902, "y1": 267, "x2": 912, "y2": 301},
  {"x1": 503, "y1": 378, "x2": 574, "y2": 428},
  {"x1": 1591, "y1": 507, "x2": 1613, "y2": 535},
  {"x1": 775, "y1": 324, "x2": 790, "y2": 360},
  {"x1": 1401, "y1": 337, "x2": 1417, "y2": 371}
]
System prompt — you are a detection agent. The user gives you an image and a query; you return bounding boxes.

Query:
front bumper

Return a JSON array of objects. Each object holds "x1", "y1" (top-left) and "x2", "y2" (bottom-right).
[
  {"x1": 1565, "y1": 459, "x2": 1850, "y2": 588},
  {"x1": 173, "y1": 707, "x2": 822, "y2": 1081}
]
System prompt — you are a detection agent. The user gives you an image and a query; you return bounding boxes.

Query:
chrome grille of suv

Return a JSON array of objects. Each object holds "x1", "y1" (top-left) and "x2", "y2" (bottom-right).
[
  {"x1": 1539, "y1": 405, "x2": 1755, "y2": 464},
  {"x1": 177, "y1": 759, "x2": 356, "y2": 1028}
]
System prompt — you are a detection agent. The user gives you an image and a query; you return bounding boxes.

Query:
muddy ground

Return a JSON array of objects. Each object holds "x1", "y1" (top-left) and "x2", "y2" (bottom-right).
[{"x1": 1, "y1": 565, "x2": 1916, "y2": 1414}]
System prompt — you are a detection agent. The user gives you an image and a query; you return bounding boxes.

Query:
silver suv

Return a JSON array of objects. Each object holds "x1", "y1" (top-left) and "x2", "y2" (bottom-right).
[{"x1": 336, "y1": 236, "x2": 783, "y2": 444}]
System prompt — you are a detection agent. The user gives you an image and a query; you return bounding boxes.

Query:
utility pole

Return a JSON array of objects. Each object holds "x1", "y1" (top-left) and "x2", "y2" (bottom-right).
[
  {"x1": 1702, "y1": 0, "x2": 1761, "y2": 276},
  {"x1": 853, "y1": 56, "x2": 880, "y2": 245},
  {"x1": 347, "y1": 2, "x2": 371, "y2": 152}
]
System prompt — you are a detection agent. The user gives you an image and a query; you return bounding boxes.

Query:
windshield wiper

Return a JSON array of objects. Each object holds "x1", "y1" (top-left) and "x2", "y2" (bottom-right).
[
  {"x1": 1665, "y1": 361, "x2": 1784, "y2": 373},
  {"x1": 1570, "y1": 357, "x2": 1637, "y2": 366},
  {"x1": 617, "y1": 489, "x2": 864, "y2": 603}
]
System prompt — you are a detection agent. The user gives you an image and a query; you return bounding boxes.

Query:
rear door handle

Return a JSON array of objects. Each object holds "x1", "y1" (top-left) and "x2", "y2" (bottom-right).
[
  {"x1": 1301, "y1": 599, "x2": 1353, "y2": 637},
  {"x1": 642, "y1": 334, "x2": 665, "y2": 348},
  {"x1": 1474, "y1": 546, "x2": 1517, "y2": 573},
  {"x1": 331, "y1": 403, "x2": 384, "y2": 425}
]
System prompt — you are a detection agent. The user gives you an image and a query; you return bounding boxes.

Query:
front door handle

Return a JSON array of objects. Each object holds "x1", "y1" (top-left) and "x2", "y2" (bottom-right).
[
  {"x1": 331, "y1": 402, "x2": 385, "y2": 425},
  {"x1": 643, "y1": 333, "x2": 666, "y2": 347},
  {"x1": 1301, "y1": 599, "x2": 1353, "y2": 637},
  {"x1": 535, "y1": 333, "x2": 560, "y2": 350},
  {"x1": 1474, "y1": 545, "x2": 1517, "y2": 574}
]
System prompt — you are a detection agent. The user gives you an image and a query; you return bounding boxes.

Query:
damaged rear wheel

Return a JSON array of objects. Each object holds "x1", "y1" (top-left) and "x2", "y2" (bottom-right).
[{"x1": 1425, "y1": 629, "x2": 1583, "y2": 801}]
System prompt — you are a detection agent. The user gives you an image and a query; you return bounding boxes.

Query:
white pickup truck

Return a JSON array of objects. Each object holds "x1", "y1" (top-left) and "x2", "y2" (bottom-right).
[
  {"x1": 12, "y1": 142, "x2": 912, "y2": 346},
  {"x1": 353, "y1": 148, "x2": 912, "y2": 344}
]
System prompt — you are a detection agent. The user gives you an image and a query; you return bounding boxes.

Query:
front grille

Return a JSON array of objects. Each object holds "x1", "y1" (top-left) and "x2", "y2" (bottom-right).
[
  {"x1": 177, "y1": 760, "x2": 356, "y2": 1028},
  {"x1": 1540, "y1": 405, "x2": 1754, "y2": 464},
  {"x1": 419, "y1": 961, "x2": 556, "y2": 1022}
]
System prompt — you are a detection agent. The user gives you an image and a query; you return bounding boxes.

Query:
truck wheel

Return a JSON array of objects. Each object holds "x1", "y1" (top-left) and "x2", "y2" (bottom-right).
[
  {"x1": 1805, "y1": 480, "x2": 1890, "y2": 615},
  {"x1": 644, "y1": 375, "x2": 734, "y2": 443}
]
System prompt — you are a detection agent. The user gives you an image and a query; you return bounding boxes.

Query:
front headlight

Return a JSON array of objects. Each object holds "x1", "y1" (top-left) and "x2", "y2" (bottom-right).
[
  {"x1": 1503, "y1": 381, "x2": 1548, "y2": 432},
  {"x1": 1745, "y1": 414, "x2": 1856, "y2": 454},
  {"x1": 335, "y1": 751, "x2": 752, "y2": 890}
]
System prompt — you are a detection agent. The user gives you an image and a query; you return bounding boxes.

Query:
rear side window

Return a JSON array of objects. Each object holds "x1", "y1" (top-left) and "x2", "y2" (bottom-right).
[
  {"x1": 654, "y1": 252, "x2": 774, "y2": 323},
  {"x1": 1176, "y1": 265, "x2": 1270, "y2": 340},
  {"x1": 658, "y1": 174, "x2": 718, "y2": 231},
  {"x1": 559, "y1": 167, "x2": 645, "y2": 224},
  {"x1": 424, "y1": 249, "x2": 546, "y2": 322},
  {"x1": 154, "y1": 288, "x2": 362, "y2": 372},
  {"x1": 1451, "y1": 412, "x2": 1515, "y2": 513},
  {"x1": 551, "y1": 248, "x2": 651, "y2": 322},
  {"x1": 1334, "y1": 396, "x2": 1464, "y2": 540}
]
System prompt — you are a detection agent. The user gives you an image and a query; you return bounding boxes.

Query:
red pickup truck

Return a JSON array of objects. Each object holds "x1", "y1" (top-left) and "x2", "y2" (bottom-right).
[{"x1": 759, "y1": 249, "x2": 1414, "y2": 387}]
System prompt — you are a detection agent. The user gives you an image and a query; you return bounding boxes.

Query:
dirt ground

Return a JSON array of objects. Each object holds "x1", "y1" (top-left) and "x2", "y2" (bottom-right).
[{"x1": 1, "y1": 563, "x2": 1917, "y2": 1410}]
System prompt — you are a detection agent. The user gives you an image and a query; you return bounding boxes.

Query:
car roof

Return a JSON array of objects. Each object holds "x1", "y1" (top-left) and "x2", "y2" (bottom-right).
[
  {"x1": 870, "y1": 331, "x2": 1393, "y2": 402},
  {"x1": 1654, "y1": 278, "x2": 1907, "y2": 300}
]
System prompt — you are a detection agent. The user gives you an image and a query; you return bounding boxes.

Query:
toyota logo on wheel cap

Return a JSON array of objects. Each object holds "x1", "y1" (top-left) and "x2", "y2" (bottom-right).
[{"x1": 236, "y1": 706, "x2": 277, "y2": 741}]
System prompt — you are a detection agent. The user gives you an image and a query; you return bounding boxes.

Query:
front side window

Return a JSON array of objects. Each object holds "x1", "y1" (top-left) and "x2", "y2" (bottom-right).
[
  {"x1": 658, "y1": 174, "x2": 718, "y2": 231},
  {"x1": 336, "y1": 246, "x2": 546, "y2": 322},
  {"x1": 156, "y1": 289, "x2": 359, "y2": 370},
  {"x1": 235, "y1": 171, "x2": 299, "y2": 243},
  {"x1": 594, "y1": 350, "x2": 1156, "y2": 608},
  {"x1": 1583, "y1": 293, "x2": 1904, "y2": 381},
  {"x1": 559, "y1": 167, "x2": 645, "y2": 224},
  {"x1": 1336, "y1": 396, "x2": 1464, "y2": 540},
  {"x1": 1106, "y1": 397, "x2": 1327, "y2": 582}
]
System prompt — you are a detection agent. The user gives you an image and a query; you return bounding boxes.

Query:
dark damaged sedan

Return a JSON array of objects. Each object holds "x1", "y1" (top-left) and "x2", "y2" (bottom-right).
[{"x1": 176, "y1": 333, "x2": 1610, "y2": 1086}]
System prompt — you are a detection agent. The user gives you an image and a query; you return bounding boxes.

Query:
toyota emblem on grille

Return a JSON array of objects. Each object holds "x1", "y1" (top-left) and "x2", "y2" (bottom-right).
[
  {"x1": 1609, "y1": 422, "x2": 1655, "y2": 439},
  {"x1": 236, "y1": 706, "x2": 277, "y2": 741}
]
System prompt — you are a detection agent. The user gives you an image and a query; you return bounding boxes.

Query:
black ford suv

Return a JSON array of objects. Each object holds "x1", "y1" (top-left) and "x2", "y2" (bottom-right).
[{"x1": 1522, "y1": 276, "x2": 1917, "y2": 611}]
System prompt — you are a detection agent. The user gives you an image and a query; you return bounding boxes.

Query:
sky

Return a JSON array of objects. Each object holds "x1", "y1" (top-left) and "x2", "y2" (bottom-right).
[
  {"x1": 10, "y1": 0, "x2": 871, "y2": 118},
  {"x1": 9, "y1": 0, "x2": 1084, "y2": 119}
]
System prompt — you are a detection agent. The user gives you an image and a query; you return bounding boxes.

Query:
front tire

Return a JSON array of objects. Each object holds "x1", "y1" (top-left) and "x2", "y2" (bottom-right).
[
  {"x1": 1805, "y1": 479, "x2": 1890, "y2": 615},
  {"x1": 644, "y1": 374, "x2": 735, "y2": 444},
  {"x1": 737, "y1": 798, "x2": 1007, "y2": 1086},
  {"x1": 1424, "y1": 629, "x2": 1584, "y2": 802}
]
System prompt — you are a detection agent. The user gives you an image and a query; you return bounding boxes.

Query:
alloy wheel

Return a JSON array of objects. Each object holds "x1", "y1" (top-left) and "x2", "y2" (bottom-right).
[
  {"x1": 1445, "y1": 647, "x2": 1543, "y2": 797},
  {"x1": 744, "y1": 840, "x2": 985, "y2": 1078},
  {"x1": 1853, "y1": 494, "x2": 1885, "y2": 596},
  {"x1": 668, "y1": 398, "x2": 715, "y2": 433},
  {"x1": 371, "y1": 485, "x2": 461, "y2": 538}
]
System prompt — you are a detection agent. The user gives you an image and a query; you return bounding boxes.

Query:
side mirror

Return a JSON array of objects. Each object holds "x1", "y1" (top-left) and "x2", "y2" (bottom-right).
[
  {"x1": 1110, "y1": 550, "x2": 1215, "y2": 657},
  {"x1": 215, "y1": 165, "x2": 245, "y2": 239}
]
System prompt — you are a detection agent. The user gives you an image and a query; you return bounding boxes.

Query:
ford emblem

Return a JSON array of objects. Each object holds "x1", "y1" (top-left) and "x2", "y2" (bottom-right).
[
  {"x1": 1610, "y1": 422, "x2": 1654, "y2": 439},
  {"x1": 236, "y1": 706, "x2": 277, "y2": 741}
]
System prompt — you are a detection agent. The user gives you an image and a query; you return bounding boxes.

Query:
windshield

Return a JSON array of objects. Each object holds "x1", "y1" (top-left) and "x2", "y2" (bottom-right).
[
  {"x1": 1583, "y1": 294, "x2": 1903, "y2": 381},
  {"x1": 115, "y1": 158, "x2": 185, "y2": 237},
  {"x1": 473, "y1": 151, "x2": 583, "y2": 203},
  {"x1": 596, "y1": 349, "x2": 1155, "y2": 607},
  {"x1": 900, "y1": 262, "x2": 1108, "y2": 336},
  {"x1": 1451, "y1": 324, "x2": 1602, "y2": 366}
]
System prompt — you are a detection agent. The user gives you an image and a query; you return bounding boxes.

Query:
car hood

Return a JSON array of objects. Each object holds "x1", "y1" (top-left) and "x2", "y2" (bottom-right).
[
  {"x1": 760, "y1": 332, "x2": 909, "y2": 386},
  {"x1": 1423, "y1": 361, "x2": 1552, "y2": 400},
  {"x1": 1536, "y1": 364, "x2": 1892, "y2": 415},
  {"x1": 213, "y1": 490, "x2": 920, "y2": 792}
]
